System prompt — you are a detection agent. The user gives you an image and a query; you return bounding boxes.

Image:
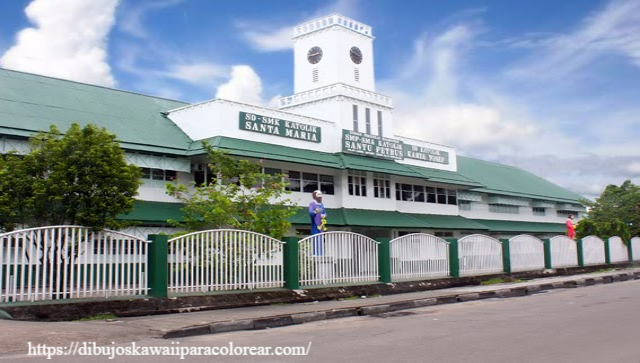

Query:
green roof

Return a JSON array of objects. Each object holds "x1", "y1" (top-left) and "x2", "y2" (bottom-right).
[
  {"x1": 342, "y1": 209, "x2": 428, "y2": 228},
  {"x1": 118, "y1": 201, "x2": 185, "y2": 224},
  {"x1": 457, "y1": 156, "x2": 584, "y2": 203},
  {"x1": 406, "y1": 165, "x2": 484, "y2": 188},
  {"x1": 406, "y1": 213, "x2": 490, "y2": 230},
  {"x1": 0, "y1": 68, "x2": 193, "y2": 155},
  {"x1": 290, "y1": 208, "x2": 346, "y2": 226},
  {"x1": 191, "y1": 136, "x2": 344, "y2": 169},
  {"x1": 338, "y1": 154, "x2": 423, "y2": 178},
  {"x1": 473, "y1": 219, "x2": 566, "y2": 234}
]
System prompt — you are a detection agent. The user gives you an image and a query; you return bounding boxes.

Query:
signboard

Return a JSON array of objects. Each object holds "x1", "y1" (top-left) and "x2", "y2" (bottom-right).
[
  {"x1": 342, "y1": 130, "x2": 404, "y2": 160},
  {"x1": 403, "y1": 144, "x2": 449, "y2": 165},
  {"x1": 239, "y1": 112, "x2": 321, "y2": 143},
  {"x1": 342, "y1": 129, "x2": 450, "y2": 164}
]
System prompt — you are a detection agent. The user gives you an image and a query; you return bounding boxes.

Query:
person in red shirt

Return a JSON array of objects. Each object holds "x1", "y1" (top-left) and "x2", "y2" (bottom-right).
[{"x1": 566, "y1": 214, "x2": 576, "y2": 239}]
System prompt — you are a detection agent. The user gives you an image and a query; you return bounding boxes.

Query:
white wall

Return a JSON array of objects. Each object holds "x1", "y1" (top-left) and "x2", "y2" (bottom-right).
[{"x1": 167, "y1": 99, "x2": 340, "y2": 153}]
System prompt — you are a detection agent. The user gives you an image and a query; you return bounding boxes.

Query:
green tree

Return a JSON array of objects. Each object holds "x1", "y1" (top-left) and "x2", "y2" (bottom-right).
[
  {"x1": 0, "y1": 123, "x2": 141, "y2": 231},
  {"x1": 577, "y1": 180, "x2": 639, "y2": 241},
  {"x1": 166, "y1": 142, "x2": 298, "y2": 240}
]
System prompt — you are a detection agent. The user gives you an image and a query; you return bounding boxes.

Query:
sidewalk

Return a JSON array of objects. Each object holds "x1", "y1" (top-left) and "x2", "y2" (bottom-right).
[{"x1": 2, "y1": 268, "x2": 639, "y2": 355}]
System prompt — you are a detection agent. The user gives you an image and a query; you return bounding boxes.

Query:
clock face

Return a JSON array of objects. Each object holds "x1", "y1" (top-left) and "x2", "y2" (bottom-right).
[
  {"x1": 307, "y1": 46, "x2": 323, "y2": 64},
  {"x1": 350, "y1": 46, "x2": 363, "y2": 64}
]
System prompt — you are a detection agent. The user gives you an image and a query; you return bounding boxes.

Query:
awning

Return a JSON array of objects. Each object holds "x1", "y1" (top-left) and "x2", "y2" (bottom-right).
[
  {"x1": 473, "y1": 219, "x2": 566, "y2": 233},
  {"x1": 338, "y1": 154, "x2": 423, "y2": 178},
  {"x1": 406, "y1": 165, "x2": 484, "y2": 188},
  {"x1": 341, "y1": 209, "x2": 428, "y2": 228},
  {"x1": 406, "y1": 213, "x2": 489, "y2": 230},
  {"x1": 190, "y1": 136, "x2": 344, "y2": 169},
  {"x1": 118, "y1": 200, "x2": 185, "y2": 224}
]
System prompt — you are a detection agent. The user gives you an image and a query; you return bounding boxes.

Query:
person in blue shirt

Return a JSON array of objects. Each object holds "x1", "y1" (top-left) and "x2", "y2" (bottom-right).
[{"x1": 309, "y1": 190, "x2": 327, "y2": 255}]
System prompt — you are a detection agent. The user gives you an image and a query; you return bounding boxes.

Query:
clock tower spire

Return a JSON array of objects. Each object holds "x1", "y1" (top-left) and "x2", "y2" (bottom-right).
[{"x1": 278, "y1": 14, "x2": 394, "y2": 137}]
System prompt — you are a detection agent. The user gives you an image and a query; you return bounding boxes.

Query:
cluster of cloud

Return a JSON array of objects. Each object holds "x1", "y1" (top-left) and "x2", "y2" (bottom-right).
[
  {"x1": 0, "y1": 0, "x2": 118, "y2": 87},
  {"x1": 1, "y1": 0, "x2": 637, "y2": 199},
  {"x1": 380, "y1": 1, "x2": 639, "y2": 199}
]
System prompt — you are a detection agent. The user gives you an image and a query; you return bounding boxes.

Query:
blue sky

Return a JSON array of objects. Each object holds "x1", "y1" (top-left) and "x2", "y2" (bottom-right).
[{"x1": 1, "y1": 0, "x2": 639, "y2": 200}]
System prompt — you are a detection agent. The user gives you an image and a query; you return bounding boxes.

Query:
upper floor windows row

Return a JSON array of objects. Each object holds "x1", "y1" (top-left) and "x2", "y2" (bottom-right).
[
  {"x1": 141, "y1": 168, "x2": 177, "y2": 181},
  {"x1": 264, "y1": 168, "x2": 335, "y2": 195},
  {"x1": 395, "y1": 183, "x2": 457, "y2": 205}
]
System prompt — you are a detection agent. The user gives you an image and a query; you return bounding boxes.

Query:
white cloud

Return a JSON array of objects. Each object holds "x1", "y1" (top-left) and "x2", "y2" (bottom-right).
[
  {"x1": 243, "y1": 27, "x2": 293, "y2": 52},
  {"x1": 117, "y1": 0, "x2": 183, "y2": 39},
  {"x1": 506, "y1": 0, "x2": 640, "y2": 80},
  {"x1": 240, "y1": 0, "x2": 361, "y2": 52},
  {"x1": 215, "y1": 65, "x2": 264, "y2": 106},
  {"x1": 161, "y1": 63, "x2": 227, "y2": 86},
  {"x1": 0, "y1": 0, "x2": 118, "y2": 87}
]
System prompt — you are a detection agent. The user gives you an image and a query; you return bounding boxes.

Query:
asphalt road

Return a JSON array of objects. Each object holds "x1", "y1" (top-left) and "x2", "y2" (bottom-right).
[{"x1": 5, "y1": 280, "x2": 640, "y2": 362}]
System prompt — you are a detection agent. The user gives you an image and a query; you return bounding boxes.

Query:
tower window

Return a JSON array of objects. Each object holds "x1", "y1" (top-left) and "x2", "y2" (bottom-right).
[
  {"x1": 352, "y1": 104, "x2": 359, "y2": 132},
  {"x1": 312, "y1": 68, "x2": 319, "y2": 83},
  {"x1": 354, "y1": 68, "x2": 360, "y2": 82},
  {"x1": 377, "y1": 110, "x2": 383, "y2": 136},
  {"x1": 365, "y1": 108, "x2": 371, "y2": 134}
]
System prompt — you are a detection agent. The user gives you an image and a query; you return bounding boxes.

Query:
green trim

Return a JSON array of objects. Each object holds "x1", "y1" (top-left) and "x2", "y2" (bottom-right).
[
  {"x1": 500, "y1": 239, "x2": 511, "y2": 274},
  {"x1": 282, "y1": 236, "x2": 300, "y2": 290},
  {"x1": 577, "y1": 240, "x2": 585, "y2": 267},
  {"x1": 147, "y1": 235, "x2": 168, "y2": 298},
  {"x1": 447, "y1": 238, "x2": 460, "y2": 278},
  {"x1": 543, "y1": 239, "x2": 553, "y2": 269},
  {"x1": 376, "y1": 238, "x2": 392, "y2": 283},
  {"x1": 118, "y1": 201, "x2": 184, "y2": 224},
  {"x1": 472, "y1": 219, "x2": 566, "y2": 234}
]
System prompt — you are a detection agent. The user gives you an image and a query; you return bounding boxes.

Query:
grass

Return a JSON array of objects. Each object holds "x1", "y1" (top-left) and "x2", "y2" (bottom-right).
[
  {"x1": 480, "y1": 277, "x2": 523, "y2": 285},
  {"x1": 76, "y1": 313, "x2": 118, "y2": 321}
]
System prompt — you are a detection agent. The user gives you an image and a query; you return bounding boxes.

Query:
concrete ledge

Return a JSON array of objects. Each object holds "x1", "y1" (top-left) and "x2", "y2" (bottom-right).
[
  {"x1": 292, "y1": 312, "x2": 326, "y2": 324},
  {"x1": 509, "y1": 287, "x2": 528, "y2": 297},
  {"x1": 253, "y1": 315, "x2": 295, "y2": 330},
  {"x1": 158, "y1": 270, "x2": 640, "y2": 338},
  {"x1": 2, "y1": 264, "x2": 637, "y2": 322},
  {"x1": 436, "y1": 296, "x2": 458, "y2": 304},
  {"x1": 413, "y1": 298, "x2": 438, "y2": 307},
  {"x1": 387, "y1": 301, "x2": 419, "y2": 312},
  {"x1": 457, "y1": 293, "x2": 480, "y2": 302},
  {"x1": 163, "y1": 324, "x2": 211, "y2": 339},
  {"x1": 359, "y1": 305, "x2": 391, "y2": 316},
  {"x1": 325, "y1": 308, "x2": 359, "y2": 319},
  {"x1": 208, "y1": 320, "x2": 254, "y2": 335}
]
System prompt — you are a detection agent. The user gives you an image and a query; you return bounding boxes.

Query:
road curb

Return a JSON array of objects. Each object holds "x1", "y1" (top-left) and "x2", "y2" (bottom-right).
[{"x1": 162, "y1": 271, "x2": 640, "y2": 339}]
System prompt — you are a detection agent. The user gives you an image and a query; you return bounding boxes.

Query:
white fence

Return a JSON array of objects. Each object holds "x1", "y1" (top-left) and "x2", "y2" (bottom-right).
[
  {"x1": 458, "y1": 235, "x2": 503, "y2": 276},
  {"x1": 632, "y1": 237, "x2": 640, "y2": 261},
  {"x1": 509, "y1": 235, "x2": 545, "y2": 272},
  {"x1": 168, "y1": 229, "x2": 284, "y2": 294},
  {"x1": 299, "y1": 232, "x2": 379, "y2": 286},
  {"x1": 549, "y1": 236, "x2": 579, "y2": 268},
  {"x1": 0, "y1": 226, "x2": 149, "y2": 303},
  {"x1": 581, "y1": 236, "x2": 606, "y2": 266},
  {"x1": 608, "y1": 237, "x2": 629, "y2": 263},
  {"x1": 390, "y1": 234, "x2": 449, "y2": 280}
]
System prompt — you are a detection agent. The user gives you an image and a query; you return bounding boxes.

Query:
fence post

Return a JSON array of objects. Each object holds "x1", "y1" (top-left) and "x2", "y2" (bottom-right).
[
  {"x1": 147, "y1": 234, "x2": 168, "y2": 298},
  {"x1": 576, "y1": 239, "x2": 585, "y2": 267},
  {"x1": 542, "y1": 239, "x2": 552, "y2": 269},
  {"x1": 628, "y1": 239, "x2": 634, "y2": 262},
  {"x1": 282, "y1": 236, "x2": 299, "y2": 290},
  {"x1": 447, "y1": 238, "x2": 460, "y2": 278},
  {"x1": 604, "y1": 239, "x2": 612, "y2": 265},
  {"x1": 500, "y1": 239, "x2": 511, "y2": 274},
  {"x1": 376, "y1": 238, "x2": 392, "y2": 283}
]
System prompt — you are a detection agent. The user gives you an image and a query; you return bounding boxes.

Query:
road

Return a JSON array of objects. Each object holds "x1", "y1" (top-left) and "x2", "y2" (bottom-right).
[{"x1": 4, "y1": 280, "x2": 640, "y2": 362}]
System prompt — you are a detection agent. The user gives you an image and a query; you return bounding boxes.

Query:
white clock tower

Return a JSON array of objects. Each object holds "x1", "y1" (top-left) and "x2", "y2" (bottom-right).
[{"x1": 278, "y1": 14, "x2": 394, "y2": 137}]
